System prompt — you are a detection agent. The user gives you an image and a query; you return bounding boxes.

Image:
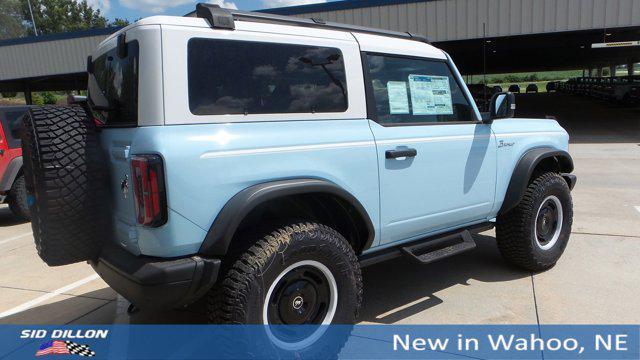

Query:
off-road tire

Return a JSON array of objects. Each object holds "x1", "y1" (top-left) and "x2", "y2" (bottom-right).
[
  {"x1": 22, "y1": 106, "x2": 109, "y2": 266},
  {"x1": 496, "y1": 172, "x2": 573, "y2": 271},
  {"x1": 208, "y1": 222, "x2": 362, "y2": 356},
  {"x1": 7, "y1": 174, "x2": 30, "y2": 221}
]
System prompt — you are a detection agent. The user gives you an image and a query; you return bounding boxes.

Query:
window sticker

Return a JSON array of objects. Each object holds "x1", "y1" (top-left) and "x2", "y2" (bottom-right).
[
  {"x1": 408, "y1": 75, "x2": 453, "y2": 115},
  {"x1": 387, "y1": 81, "x2": 410, "y2": 114}
]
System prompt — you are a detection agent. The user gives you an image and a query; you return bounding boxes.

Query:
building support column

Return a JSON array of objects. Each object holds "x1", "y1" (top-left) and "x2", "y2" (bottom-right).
[
  {"x1": 609, "y1": 64, "x2": 617, "y2": 77},
  {"x1": 628, "y1": 61, "x2": 635, "y2": 76},
  {"x1": 24, "y1": 83, "x2": 33, "y2": 105}
]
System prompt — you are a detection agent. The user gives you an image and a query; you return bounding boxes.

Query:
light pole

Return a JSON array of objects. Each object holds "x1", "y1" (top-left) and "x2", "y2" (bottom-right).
[{"x1": 26, "y1": 0, "x2": 38, "y2": 36}]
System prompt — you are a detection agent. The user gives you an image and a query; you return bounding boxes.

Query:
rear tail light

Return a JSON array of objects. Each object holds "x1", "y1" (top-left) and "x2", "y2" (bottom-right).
[{"x1": 131, "y1": 155, "x2": 167, "y2": 227}]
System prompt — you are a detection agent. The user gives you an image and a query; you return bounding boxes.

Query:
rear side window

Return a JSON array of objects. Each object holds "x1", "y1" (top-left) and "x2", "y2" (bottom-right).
[
  {"x1": 365, "y1": 54, "x2": 474, "y2": 125},
  {"x1": 88, "y1": 41, "x2": 139, "y2": 126},
  {"x1": 0, "y1": 109, "x2": 26, "y2": 149},
  {"x1": 188, "y1": 38, "x2": 348, "y2": 116}
]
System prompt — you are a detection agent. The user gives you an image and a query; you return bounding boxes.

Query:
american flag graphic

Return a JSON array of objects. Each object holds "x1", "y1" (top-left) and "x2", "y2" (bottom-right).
[
  {"x1": 36, "y1": 340, "x2": 96, "y2": 357},
  {"x1": 35, "y1": 341, "x2": 69, "y2": 356}
]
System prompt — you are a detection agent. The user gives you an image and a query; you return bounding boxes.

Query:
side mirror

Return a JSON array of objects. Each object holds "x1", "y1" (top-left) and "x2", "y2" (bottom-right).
[
  {"x1": 86, "y1": 56, "x2": 93, "y2": 74},
  {"x1": 487, "y1": 92, "x2": 516, "y2": 123},
  {"x1": 117, "y1": 34, "x2": 127, "y2": 58}
]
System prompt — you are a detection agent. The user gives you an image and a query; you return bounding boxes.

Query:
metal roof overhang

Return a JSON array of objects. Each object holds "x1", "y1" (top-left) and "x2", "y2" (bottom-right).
[
  {"x1": 438, "y1": 26, "x2": 640, "y2": 74},
  {"x1": 0, "y1": 27, "x2": 119, "y2": 93},
  {"x1": 1, "y1": 9, "x2": 639, "y2": 93}
]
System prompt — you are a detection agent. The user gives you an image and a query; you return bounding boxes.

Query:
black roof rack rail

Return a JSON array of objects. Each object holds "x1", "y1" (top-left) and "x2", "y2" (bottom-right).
[{"x1": 189, "y1": 3, "x2": 429, "y2": 43}]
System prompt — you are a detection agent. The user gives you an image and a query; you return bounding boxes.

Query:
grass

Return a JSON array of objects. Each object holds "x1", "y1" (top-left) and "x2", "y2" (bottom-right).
[
  {"x1": 466, "y1": 68, "x2": 639, "y2": 94},
  {"x1": 0, "y1": 92, "x2": 69, "y2": 106},
  {"x1": 0, "y1": 97, "x2": 26, "y2": 106},
  {"x1": 466, "y1": 70, "x2": 583, "y2": 85}
]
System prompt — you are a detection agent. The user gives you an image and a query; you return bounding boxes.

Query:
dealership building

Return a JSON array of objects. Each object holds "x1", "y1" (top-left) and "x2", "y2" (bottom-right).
[{"x1": 1, "y1": 0, "x2": 639, "y2": 101}]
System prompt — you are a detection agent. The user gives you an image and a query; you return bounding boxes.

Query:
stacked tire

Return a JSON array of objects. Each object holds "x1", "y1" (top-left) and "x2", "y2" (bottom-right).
[{"x1": 21, "y1": 106, "x2": 109, "y2": 266}]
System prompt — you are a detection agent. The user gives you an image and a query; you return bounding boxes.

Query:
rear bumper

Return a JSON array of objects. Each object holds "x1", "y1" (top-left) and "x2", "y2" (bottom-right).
[{"x1": 90, "y1": 244, "x2": 221, "y2": 309}]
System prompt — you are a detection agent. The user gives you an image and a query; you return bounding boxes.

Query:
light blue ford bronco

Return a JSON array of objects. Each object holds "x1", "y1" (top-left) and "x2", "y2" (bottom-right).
[{"x1": 22, "y1": 4, "x2": 575, "y2": 327}]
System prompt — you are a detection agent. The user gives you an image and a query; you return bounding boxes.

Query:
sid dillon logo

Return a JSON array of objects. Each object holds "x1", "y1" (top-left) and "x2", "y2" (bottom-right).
[
  {"x1": 35, "y1": 341, "x2": 95, "y2": 357},
  {"x1": 21, "y1": 329, "x2": 107, "y2": 357}
]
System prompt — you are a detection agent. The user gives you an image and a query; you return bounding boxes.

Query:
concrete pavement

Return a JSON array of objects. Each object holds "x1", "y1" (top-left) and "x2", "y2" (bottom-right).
[{"x1": 0, "y1": 93, "x2": 638, "y2": 325}]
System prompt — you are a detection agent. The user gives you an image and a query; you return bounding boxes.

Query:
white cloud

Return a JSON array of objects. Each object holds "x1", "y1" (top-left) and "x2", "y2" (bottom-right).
[
  {"x1": 119, "y1": 0, "x2": 237, "y2": 13},
  {"x1": 261, "y1": 0, "x2": 327, "y2": 8},
  {"x1": 207, "y1": 0, "x2": 238, "y2": 10},
  {"x1": 119, "y1": 0, "x2": 193, "y2": 13},
  {"x1": 81, "y1": 0, "x2": 111, "y2": 12}
]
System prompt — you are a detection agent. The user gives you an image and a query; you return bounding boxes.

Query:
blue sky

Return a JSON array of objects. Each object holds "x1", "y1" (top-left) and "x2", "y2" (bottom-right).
[{"x1": 90, "y1": 0, "x2": 340, "y2": 22}]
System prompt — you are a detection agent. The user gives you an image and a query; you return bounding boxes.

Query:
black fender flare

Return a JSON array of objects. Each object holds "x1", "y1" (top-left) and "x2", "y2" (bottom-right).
[
  {"x1": 198, "y1": 178, "x2": 376, "y2": 257},
  {"x1": 499, "y1": 147, "x2": 574, "y2": 215}
]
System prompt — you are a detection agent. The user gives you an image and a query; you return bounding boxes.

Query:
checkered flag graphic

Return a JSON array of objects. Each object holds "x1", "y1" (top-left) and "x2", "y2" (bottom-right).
[{"x1": 65, "y1": 341, "x2": 96, "y2": 357}]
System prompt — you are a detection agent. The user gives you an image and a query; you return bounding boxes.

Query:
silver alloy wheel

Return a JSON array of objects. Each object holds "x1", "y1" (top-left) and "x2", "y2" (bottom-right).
[
  {"x1": 534, "y1": 195, "x2": 563, "y2": 250},
  {"x1": 262, "y1": 260, "x2": 338, "y2": 350}
]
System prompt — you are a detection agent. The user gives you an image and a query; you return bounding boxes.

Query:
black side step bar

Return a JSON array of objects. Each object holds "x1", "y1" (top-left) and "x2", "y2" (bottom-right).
[
  {"x1": 359, "y1": 222, "x2": 493, "y2": 268},
  {"x1": 401, "y1": 230, "x2": 475, "y2": 265}
]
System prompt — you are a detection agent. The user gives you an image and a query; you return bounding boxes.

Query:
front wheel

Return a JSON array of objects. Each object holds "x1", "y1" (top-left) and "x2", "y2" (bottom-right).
[
  {"x1": 208, "y1": 222, "x2": 362, "y2": 354},
  {"x1": 7, "y1": 174, "x2": 30, "y2": 221},
  {"x1": 496, "y1": 172, "x2": 573, "y2": 271}
]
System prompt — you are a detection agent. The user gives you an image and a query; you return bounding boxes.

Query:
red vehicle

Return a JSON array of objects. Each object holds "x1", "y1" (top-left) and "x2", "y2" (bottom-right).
[{"x1": 0, "y1": 106, "x2": 30, "y2": 220}]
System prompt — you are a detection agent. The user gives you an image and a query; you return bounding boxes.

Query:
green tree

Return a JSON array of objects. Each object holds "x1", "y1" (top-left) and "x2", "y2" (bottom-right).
[
  {"x1": 0, "y1": 0, "x2": 27, "y2": 40},
  {"x1": 40, "y1": 91, "x2": 58, "y2": 104},
  {"x1": 110, "y1": 18, "x2": 130, "y2": 27},
  {"x1": 21, "y1": 0, "x2": 109, "y2": 35},
  {"x1": 31, "y1": 93, "x2": 44, "y2": 105},
  {"x1": 504, "y1": 74, "x2": 521, "y2": 83}
]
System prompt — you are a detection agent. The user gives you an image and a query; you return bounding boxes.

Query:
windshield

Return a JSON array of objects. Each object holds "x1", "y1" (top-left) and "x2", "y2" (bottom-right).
[{"x1": 88, "y1": 40, "x2": 139, "y2": 126}]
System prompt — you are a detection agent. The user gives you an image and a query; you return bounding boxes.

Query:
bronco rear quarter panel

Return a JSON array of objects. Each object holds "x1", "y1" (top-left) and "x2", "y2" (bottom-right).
[{"x1": 140, "y1": 120, "x2": 381, "y2": 257}]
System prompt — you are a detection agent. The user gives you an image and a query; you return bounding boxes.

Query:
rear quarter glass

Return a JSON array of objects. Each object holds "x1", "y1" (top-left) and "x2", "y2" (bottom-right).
[{"x1": 187, "y1": 38, "x2": 348, "y2": 116}]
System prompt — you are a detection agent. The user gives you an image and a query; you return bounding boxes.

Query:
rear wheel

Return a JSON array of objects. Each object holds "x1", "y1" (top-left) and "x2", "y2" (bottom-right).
[
  {"x1": 22, "y1": 106, "x2": 109, "y2": 266},
  {"x1": 264, "y1": 259, "x2": 338, "y2": 327},
  {"x1": 7, "y1": 174, "x2": 30, "y2": 221},
  {"x1": 496, "y1": 172, "x2": 573, "y2": 271},
  {"x1": 208, "y1": 222, "x2": 361, "y2": 355}
]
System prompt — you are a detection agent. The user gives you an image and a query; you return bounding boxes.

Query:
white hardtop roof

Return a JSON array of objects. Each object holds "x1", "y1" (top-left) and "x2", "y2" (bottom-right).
[{"x1": 102, "y1": 15, "x2": 446, "y2": 60}]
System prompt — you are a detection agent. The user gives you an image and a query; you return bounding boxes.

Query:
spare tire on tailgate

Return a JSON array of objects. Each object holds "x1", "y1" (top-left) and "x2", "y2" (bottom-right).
[{"x1": 22, "y1": 106, "x2": 109, "y2": 266}]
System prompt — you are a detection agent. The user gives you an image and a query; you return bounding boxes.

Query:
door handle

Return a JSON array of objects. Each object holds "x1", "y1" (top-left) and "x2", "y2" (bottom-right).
[{"x1": 385, "y1": 148, "x2": 417, "y2": 159}]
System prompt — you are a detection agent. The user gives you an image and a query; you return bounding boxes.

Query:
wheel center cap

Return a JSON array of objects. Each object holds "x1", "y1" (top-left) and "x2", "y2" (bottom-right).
[{"x1": 292, "y1": 296, "x2": 304, "y2": 310}]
